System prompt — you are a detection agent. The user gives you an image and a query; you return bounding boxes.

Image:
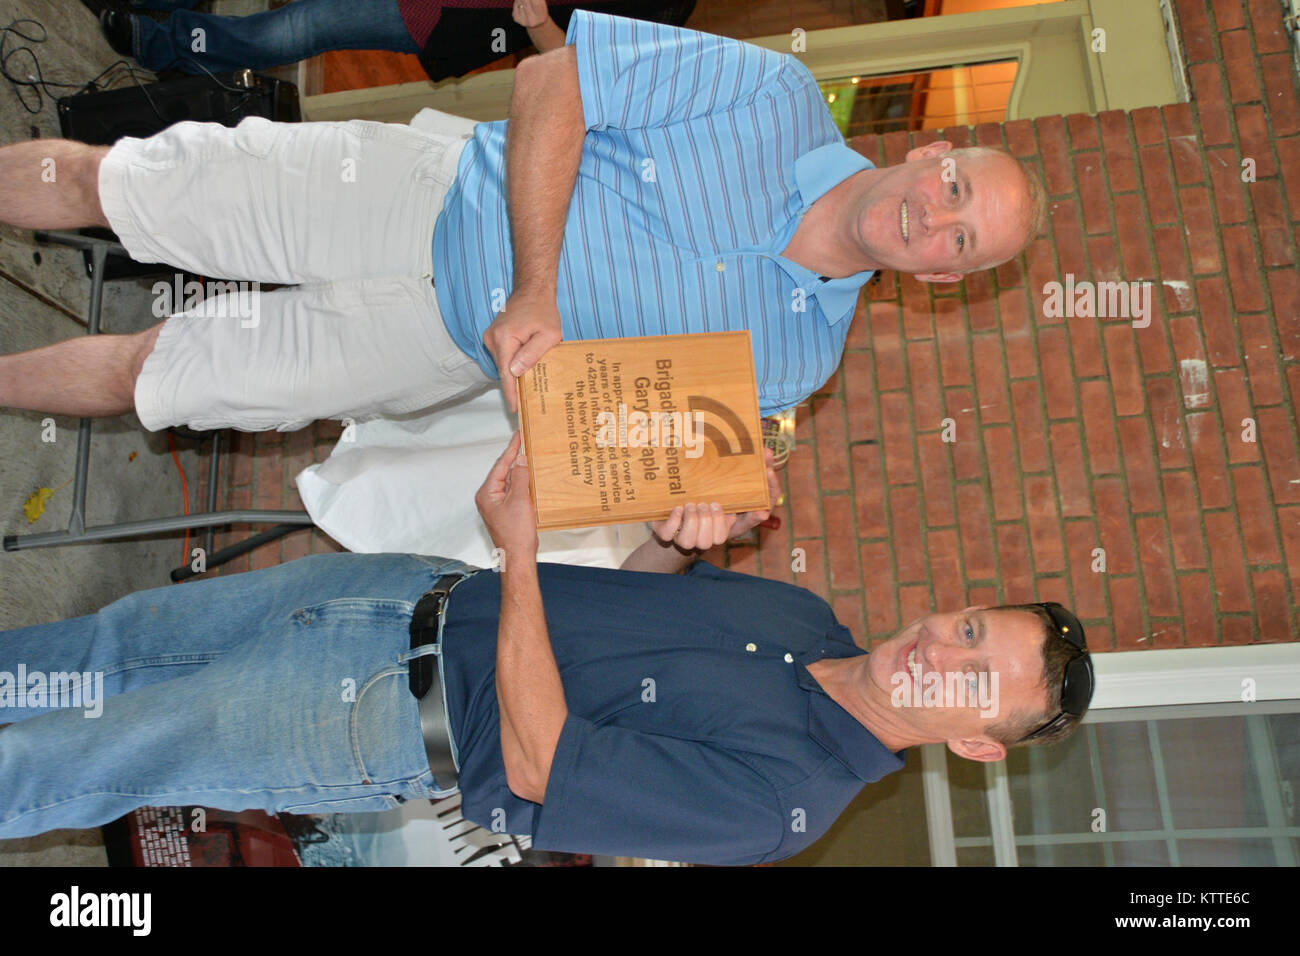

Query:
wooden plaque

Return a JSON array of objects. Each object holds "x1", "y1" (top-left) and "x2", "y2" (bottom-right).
[{"x1": 518, "y1": 332, "x2": 771, "y2": 530}]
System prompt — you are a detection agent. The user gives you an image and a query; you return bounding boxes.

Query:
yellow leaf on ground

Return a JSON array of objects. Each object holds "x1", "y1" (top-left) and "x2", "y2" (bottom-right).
[
  {"x1": 22, "y1": 479, "x2": 71, "y2": 524},
  {"x1": 23, "y1": 487, "x2": 56, "y2": 524}
]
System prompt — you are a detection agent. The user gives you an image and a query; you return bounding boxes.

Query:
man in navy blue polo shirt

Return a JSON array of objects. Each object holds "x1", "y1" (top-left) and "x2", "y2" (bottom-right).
[
  {"x1": 0, "y1": 12, "x2": 1044, "y2": 432},
  {"x1": 0, "y1": 439, "x2": 1092, "y2": 864}
]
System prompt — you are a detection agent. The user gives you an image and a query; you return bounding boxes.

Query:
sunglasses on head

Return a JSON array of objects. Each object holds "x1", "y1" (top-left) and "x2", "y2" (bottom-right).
[{"x1": 1016, "y1": 602, "x2": 1095, "y2": 744}]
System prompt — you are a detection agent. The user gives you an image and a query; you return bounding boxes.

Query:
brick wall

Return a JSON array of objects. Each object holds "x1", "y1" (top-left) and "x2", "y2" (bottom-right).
[
  {"x1": 710, "y1": 0, "x2": 1300, "y2": 652},
  {"x1": 188, "y1": 421, "x2": 347, "y2": 578},
  {"x1": 198, "y1": 0, "x2": 1300, "y2": 654}
]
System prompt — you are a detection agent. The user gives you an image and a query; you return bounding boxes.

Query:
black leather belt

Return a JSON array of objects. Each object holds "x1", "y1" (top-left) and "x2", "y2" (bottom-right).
[{"x1": 409, "y1": 571, "x2": 471, "y2": 790}]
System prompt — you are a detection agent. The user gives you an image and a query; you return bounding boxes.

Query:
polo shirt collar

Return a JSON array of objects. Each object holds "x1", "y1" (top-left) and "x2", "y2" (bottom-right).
[
  {"x1": 795, "y1": 628, "x2": 906, "y2": 782},
  {"x1": 795, "y1": 141, "x2": 873, "y2": 205},
  {"x1": 811, "y1": 273, "x2": 872, "y2": 327},
  {"x1": 791, "y1": 142, "x2": 877, "y2": 325}
]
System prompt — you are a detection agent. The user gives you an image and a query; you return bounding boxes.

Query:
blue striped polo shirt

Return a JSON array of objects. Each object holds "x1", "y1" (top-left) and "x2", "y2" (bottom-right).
[{"x1": 431, "y1": 11, "x2": 875, "y2": 415}]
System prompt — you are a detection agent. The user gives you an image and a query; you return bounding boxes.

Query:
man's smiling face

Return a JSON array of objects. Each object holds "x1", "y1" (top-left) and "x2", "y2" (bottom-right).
[
  {"x1": 855, "y1": 143, "x2": 1035, "y2": 282},
  {"x1": 865, "y1": 606, "x2": 1053, "y2": 756}
]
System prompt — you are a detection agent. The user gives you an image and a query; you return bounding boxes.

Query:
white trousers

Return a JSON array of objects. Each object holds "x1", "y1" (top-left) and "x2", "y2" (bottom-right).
[{"x1": 98, "y1": 112, "x2": 489, "y2": 431}]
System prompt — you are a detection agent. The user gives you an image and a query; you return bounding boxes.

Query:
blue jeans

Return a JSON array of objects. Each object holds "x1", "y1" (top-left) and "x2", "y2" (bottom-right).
[
  {"x1": 0, "y1": 552, "x2": 472, "y2": 839},
  {"x1": 128, "y1": 0, "x2": 419, "y2": 74}
]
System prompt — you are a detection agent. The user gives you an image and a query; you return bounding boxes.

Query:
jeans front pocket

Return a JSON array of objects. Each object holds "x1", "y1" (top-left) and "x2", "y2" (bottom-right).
[
  {"x1": 281, "y1": 791, "x2": 402, "y2": 814},
  {"x1": 285, "y1": 596, "x2": 426, "y2": 794},
  {"x1": 350, "y1": 666, "x2": 428, "y2": 789},
  {"x1": 290, "y1": 596, "x2": 416, "y2": 629}
]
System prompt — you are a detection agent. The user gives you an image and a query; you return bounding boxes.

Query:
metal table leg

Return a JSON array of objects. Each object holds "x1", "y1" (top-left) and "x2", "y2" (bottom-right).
[{"x1": 3, "y1": 232, "x2": 316, "y2": 579}]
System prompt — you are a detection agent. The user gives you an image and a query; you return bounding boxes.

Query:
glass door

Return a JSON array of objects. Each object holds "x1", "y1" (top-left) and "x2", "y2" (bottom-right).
[{"x1": 941, "y1": 704, "x2": 1300, "y2": 866}]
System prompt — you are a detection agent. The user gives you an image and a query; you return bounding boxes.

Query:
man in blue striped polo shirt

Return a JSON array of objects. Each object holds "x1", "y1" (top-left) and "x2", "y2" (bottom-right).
[
  {"x1": 0, "y1": 12, "x2": 1043, "y2": 435},
  {"x1": 449, "y1": 11, "x2": 1045, "y2": 416}
]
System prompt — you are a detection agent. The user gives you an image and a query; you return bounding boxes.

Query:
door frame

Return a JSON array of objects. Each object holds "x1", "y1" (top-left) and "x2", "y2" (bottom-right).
[{"x1": 300, "y1": 0, "x2": 1186, "y2": 124}]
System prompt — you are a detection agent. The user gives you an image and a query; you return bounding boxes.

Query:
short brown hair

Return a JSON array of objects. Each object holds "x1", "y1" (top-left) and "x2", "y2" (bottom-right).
[
  {"x1": 1019, "y1": 161, "x2": 1048, "y2": 239},
  {"x1": 951, "y1": 146, "x2": 1049, "y2": 254},
  {"x1": 984, "y1": 603, "x2": 1085, "y2": 748}
]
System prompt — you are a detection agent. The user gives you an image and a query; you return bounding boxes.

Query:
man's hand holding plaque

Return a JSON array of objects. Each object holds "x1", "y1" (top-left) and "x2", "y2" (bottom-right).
[
  {"x1": 483, "y1": 290, "x2": 564, "y2": 413},
  {"x1": 650, "y1": 447, "x2": 780, "y2": 550},
  {"x1": 475, "y1": 430, "x2": 539, "y2": 560}
]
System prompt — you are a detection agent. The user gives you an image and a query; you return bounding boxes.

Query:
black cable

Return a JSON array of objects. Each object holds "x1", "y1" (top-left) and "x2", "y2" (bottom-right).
[
  {"x1": 2, "y1": 16, "x2": 163, "y2": 116},
  {"x1": 173, "y1": 55, "x2": 256, "y2": 121},
  {"x1": 4, "y1": 13, "x2": 269, "y2": 131},
  {"x1": 1, "y1": 14, "x2": 251, "y2": 122},
  {"x1": 1, "y1": 18, "x2": 89, "y2": 113},
  {"x1": 177, "y1": 55, "x2": 251, "y2": 95}
]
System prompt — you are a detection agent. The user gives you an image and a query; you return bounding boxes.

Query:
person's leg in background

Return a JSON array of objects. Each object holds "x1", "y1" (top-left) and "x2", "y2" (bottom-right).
[
  {"x1": 0, "y1": 552, "x2": 465, "y2": 838},
  {"x1": 112, "y1": 0, "x2": 419, "y2": 74}
]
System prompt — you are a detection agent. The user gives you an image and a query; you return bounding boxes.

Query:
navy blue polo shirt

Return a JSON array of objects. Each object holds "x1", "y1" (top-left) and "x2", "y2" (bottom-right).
[{"x1": 439, "y1": 560, "x2": 905, "y2": 865}]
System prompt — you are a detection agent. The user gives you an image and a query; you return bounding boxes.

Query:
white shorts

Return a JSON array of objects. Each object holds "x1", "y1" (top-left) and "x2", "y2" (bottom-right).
[{"x1": 98, "y1": 114, "x2": 490, "y2": 431}]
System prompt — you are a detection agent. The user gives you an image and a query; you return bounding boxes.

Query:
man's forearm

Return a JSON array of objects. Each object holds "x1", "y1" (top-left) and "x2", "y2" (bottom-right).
[
  {"x1": 495, "y1": 555, "x2": 567, "y2": 803},
  {"x1": 506, "y1": 45, "x2": 585, "y2": 297},
  {"x1": 526, "y1": 19, "x2": 568, "y2": 53}
]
